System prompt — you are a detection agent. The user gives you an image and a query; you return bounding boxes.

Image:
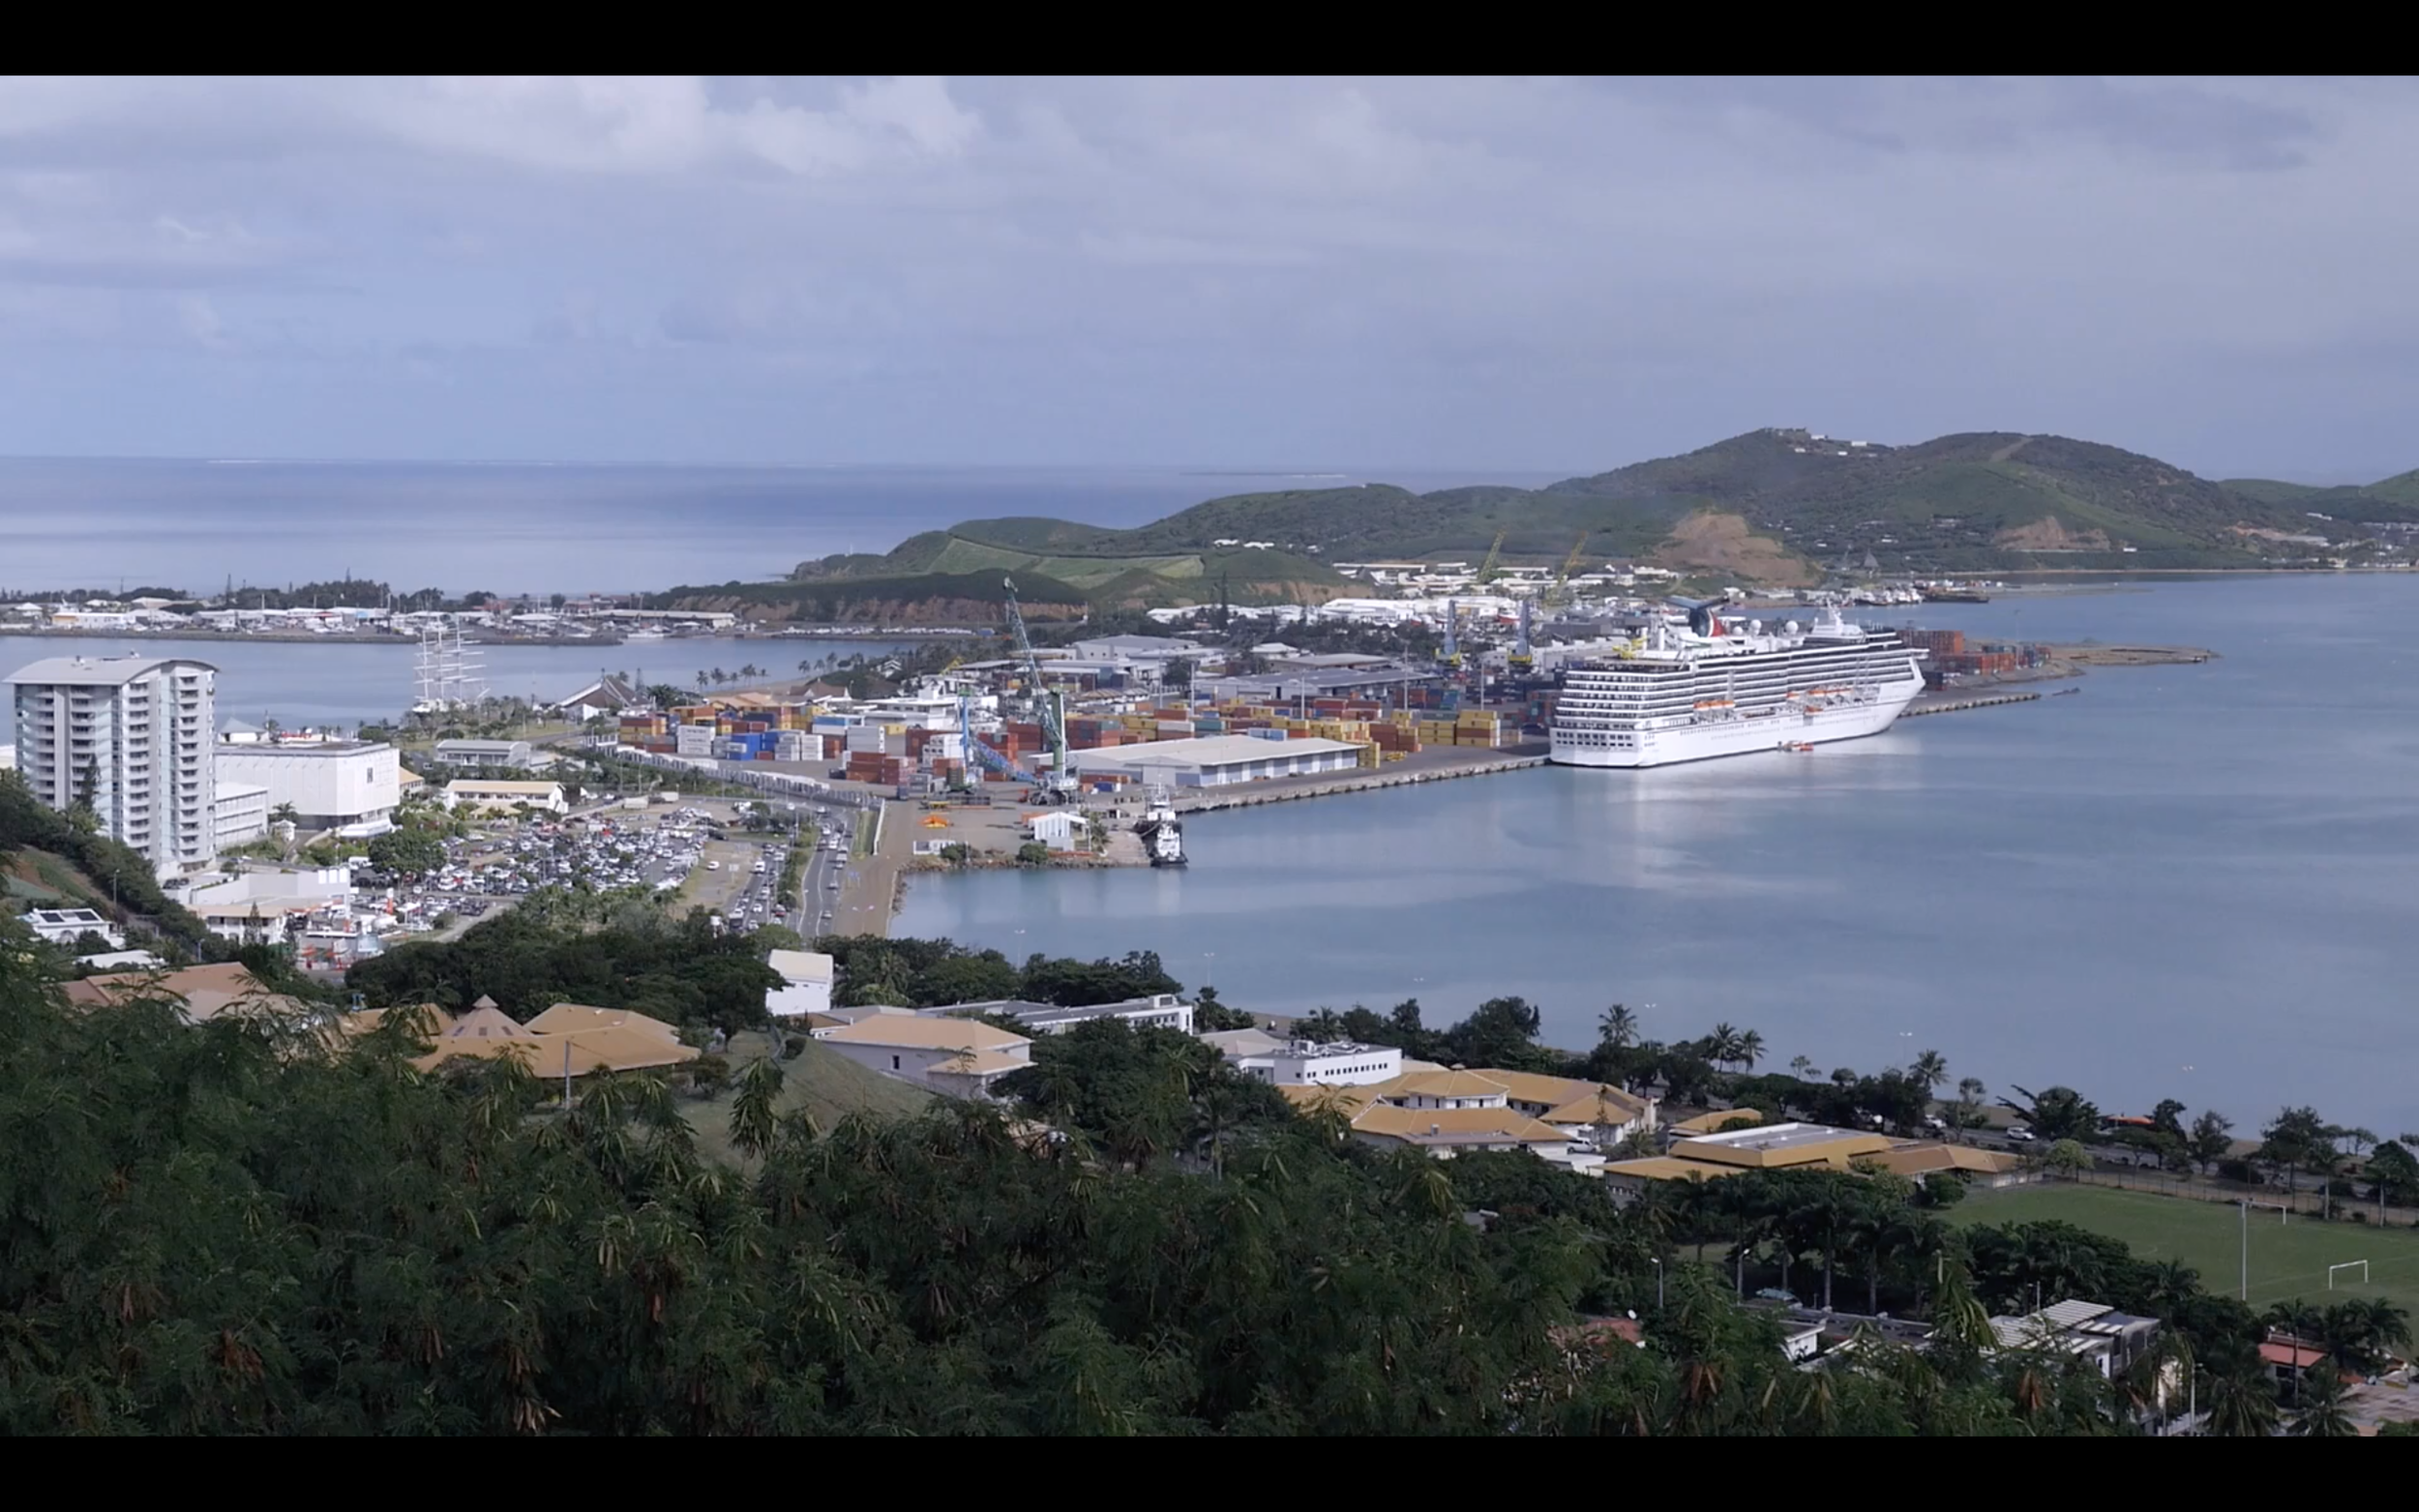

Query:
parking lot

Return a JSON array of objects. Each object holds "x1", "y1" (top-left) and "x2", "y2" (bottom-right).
[{"x1": 353, "y1": 796, "x2": 864, "y2": 941}]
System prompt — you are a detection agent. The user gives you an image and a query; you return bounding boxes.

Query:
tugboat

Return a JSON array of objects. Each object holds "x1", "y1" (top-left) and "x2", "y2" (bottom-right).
[{"x1": 1133, "y1": 785, "x2": 1188, "y2": 868}]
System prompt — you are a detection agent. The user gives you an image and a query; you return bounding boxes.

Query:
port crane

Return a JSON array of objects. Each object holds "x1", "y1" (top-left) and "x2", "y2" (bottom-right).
[
  {"x1": 1000, "y1": 577, "x2": 1079, "y2": 803},
  {"x1": 1475, "y1": 530, "x2": 1508, "y2": 586},
  {"x1": 958, "y1": 697, "x2": 1041, "y2": 787},
  {"x1": 1544, "y1": 532, "x2": 1591, "y2": 610},
  {"x1": 1508, "y1": 599, "x2": 1536, "y2": 673},
  {"x1": 1439, "y1": 597, "x2": 1462, "y2": 669}
]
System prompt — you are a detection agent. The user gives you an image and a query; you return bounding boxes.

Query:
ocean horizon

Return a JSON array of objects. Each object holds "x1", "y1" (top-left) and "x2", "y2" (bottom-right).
[{"x1": 0, "y1": 458, "x2": 1568, "y2": 597}]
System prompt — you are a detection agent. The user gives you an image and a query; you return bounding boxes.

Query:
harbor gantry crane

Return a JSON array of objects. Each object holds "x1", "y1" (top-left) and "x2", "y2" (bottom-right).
[
  {"x1": 1440, "y1": 597, "x2": 1462, "y2": 669},
  {"x1": 1475, "y1": 530, "x2": 1508, "y2": 586},
  {"x1": 1001, "y1": 577, "x2": 1079, "y2": 803},
  {"x1": 1544, "y1": 531, "x2": 1591, "y2": 610},
  {"x1": 1508, "y1": 598, "x2": 1536, "y2": 674}
]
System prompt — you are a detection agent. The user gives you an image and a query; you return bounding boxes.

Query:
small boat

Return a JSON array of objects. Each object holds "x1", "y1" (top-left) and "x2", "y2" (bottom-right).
[
  {"x1": 2052, "y1": 686, "x2": 2079, "y2": 697},
  {"x1": 1777, "y1": 740, "x2": 1814, "y2": 754}
]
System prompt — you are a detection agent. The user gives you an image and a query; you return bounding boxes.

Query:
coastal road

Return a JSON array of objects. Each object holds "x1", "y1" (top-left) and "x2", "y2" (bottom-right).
[{"x1": 833, "y1": 805, "x2": 902, "y2": 938}]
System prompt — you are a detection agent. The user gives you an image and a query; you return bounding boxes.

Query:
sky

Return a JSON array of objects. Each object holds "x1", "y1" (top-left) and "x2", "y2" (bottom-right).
[{"x1": 3, "y1": 75, "x2": 2416, "y2": 481}]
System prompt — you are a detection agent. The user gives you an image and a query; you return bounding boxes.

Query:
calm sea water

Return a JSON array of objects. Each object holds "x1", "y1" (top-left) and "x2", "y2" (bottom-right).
[
  {"x1": 0, "y1": 459, "x2": 1565, "y2": 595},
  {"x1": 900, "y1": 574, "x2": 2419, "y2": 1137},
  {"x1": 0, "y1": 635, "x2": 912, "y2": 730}
]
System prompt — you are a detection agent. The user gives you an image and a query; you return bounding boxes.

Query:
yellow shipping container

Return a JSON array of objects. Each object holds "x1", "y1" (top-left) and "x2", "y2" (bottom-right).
[{"x1": 1357, "y1": 744, "x2": 1379, "y2": 768}]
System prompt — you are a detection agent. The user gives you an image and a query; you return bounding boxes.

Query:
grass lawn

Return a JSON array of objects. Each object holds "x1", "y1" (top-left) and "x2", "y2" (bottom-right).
[
  {"x1": 683, "y1": 1031, "x2": 932, "y2": 1169},
  {"x1": 1954, "y1": 1183, "x2": 2419, "y2": 1317}
]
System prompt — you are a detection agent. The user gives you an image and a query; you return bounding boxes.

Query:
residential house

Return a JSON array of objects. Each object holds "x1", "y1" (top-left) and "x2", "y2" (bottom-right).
[
  {"x1": 552, "y1": 675, "x2": 647, "y2": 723},
  {"x1": 62, "y1": 962, "x2": 303, "y2": 1024},
  {"x1": 765, "y1": 949, "x2": 835, "y2": 1019},
  {"x1": 1277, "y1": 1066, "x2": 1655, "y2": 1173},
  {"x1": 814, "y1": 1010, "x2": 1033, "y2": 1098},
  {"x1": 383, "y1": 999, "x2": 701, "y2": 1078},
  {"x1": 1987, "y1": 1300, "x2": 2166, "y2": 1385},
  {"x1": 22, "y1": 906, "x2": 125, "y2": 948}
]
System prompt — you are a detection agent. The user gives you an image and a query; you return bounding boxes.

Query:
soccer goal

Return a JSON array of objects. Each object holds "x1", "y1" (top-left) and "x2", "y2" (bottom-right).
[{"x1": 2328, "y1": 1260, "x2": 2369, "y2": 1290}]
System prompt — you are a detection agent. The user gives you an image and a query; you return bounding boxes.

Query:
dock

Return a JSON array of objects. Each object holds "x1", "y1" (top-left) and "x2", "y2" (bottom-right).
[
  {"x1": 1902, "y1": 691, "x2": 2043, "y2": 718},
  {"x1": 1175, "y1": 752, "x2": 1548, "y2": 813}
]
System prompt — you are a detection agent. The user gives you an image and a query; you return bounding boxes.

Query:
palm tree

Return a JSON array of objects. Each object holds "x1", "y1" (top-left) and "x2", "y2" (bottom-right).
[
  {"x1": 1909, "y1": 1049, "x2": 1949, "y2": 1092},
  {"x1": 1956, "y1": 1076, "x2": 1986, "y2": 1123},
  {"x1": 2289, "y1": 1366, "x2": 2355, "y2": 1437},
  {"x1": 1736, "y1": 1029, "x2": 1764, "y2": 1073},
  {"x1": 1598, "y1": 1003, "x2": 1640, "y2": 1050},
  {"x1": 1708, "y1": 1022, "x2": 1742, "y2": 1072},
  {"x1": 2204, "y1": 1368, "x2": 2281, "y2": 1437}
]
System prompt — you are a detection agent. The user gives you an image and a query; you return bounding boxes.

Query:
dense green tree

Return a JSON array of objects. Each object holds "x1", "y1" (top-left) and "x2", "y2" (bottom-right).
[
  {"x1": 2365, "y1": 1139, "x2": 2419, "y2": 1206},
  {"x1": 366, "y1": 827, "x2": 446, "y2": 878},
  {"x1": 2002, "y1": 1084, "x2": 2101, "y2": 1142},
  {"x1": 2188, "y1": 1110, "x2": 2236, "y2": 1175}
]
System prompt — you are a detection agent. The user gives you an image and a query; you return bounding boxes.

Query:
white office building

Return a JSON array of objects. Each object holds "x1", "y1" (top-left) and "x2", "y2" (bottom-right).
[
  {"x1": 214, "y1": 783, "x2": 272, "y2": 847},
  {"x1": 433, "y1": 738, "x2": 535, "y2": 769},
  {"x1": 1235, "y1": 1039, "x2": 1404, "y2": 1087},
  {"x1": 6, "y1": 654, "x2": 219, "y2": 872},
  {"x1": 213, "y1": 740, "x2": 400, "y2": 836}
]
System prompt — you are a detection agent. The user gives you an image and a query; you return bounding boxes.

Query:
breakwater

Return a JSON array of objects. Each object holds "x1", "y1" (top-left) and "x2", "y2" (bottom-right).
[
  {"x1": 1175, "y1": 753, "x2": 1548, "y2": 814},
  {"x1": 1903, "y1": 691, "x2": 2043, "y2": 718}
]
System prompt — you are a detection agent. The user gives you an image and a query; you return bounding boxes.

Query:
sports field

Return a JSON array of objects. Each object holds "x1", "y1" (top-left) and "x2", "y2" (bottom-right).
[{"x1": 1952, "y1": 1183, "x2": 2419, "y2": 1318}]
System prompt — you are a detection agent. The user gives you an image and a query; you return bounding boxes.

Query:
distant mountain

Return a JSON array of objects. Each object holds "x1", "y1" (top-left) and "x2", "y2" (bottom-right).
[{"x1": 765, "y1": 429, "x2": 2407, "y2": 605}]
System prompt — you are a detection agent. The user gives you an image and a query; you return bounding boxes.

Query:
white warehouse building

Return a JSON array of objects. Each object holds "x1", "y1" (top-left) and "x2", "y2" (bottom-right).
[
  {"x1": 213, "y1": 739, "x2": 401, "y2": 836},
  {"x1": 1068, "y1": 733, "x2": 1366, "y2": 788},
  {"x1": 6, "y1": 654, "x2": 220, "y2": 872}
]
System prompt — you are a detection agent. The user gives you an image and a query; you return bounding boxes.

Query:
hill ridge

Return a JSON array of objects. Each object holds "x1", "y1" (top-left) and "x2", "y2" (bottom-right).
[{"x1": 758, "y1": 428, "x2": 2419, "y2": 602}]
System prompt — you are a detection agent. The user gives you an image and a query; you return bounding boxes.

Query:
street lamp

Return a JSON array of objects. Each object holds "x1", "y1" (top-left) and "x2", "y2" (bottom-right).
[{"x1": 1651, "y1": 1256, "x2": 1664, "y2": 1310}]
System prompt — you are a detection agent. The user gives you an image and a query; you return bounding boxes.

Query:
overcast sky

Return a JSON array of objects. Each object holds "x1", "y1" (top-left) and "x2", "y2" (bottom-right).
[{"x1": 2, "y1": 76, "x2": 2413, "y2": 480}]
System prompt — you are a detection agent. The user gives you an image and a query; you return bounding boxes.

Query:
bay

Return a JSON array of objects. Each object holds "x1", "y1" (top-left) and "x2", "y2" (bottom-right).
[{"x1": 898, "y1": 574, "x2": 2419, "y2": 1137}]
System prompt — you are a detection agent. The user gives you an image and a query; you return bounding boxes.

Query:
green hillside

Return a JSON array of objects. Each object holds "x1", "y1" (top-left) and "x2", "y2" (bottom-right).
[
  {"x1": 2222, "y1": 478, "x2": 2324, "y2": 505},
  {"x1": 685, "y1": 1033, "x2": 932, "y2": 1168},
  {"x1": 776, "y1": 429, "x2": 2412, "y2": 598},
  {"x1": 2, "y1": 772, "x2": 221, "y2": 955},
  {"x1": 1549, "y1": 430, "x2": 2315, "y2": 572},
  {"x1": 655, "y1": 571, "x2": 1093, "y2": 626}
]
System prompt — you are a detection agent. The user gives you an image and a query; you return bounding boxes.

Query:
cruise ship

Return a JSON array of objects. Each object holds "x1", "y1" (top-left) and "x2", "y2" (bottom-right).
[{"x1": 1550, "y1": 600, "x2": 1925, "y2": 769}]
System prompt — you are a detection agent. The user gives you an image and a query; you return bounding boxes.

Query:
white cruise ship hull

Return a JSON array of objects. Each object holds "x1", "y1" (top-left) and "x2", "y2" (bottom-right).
[
  {"x1": 1558, "y1": 677, "x2": 1916, "y2": 764},
  {"x1": 1552, "y1": 677, "x2": 1919, "y2": 768}
]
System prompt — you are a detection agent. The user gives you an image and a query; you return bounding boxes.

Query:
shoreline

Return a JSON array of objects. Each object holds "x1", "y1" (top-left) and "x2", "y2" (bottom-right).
[{"x1": 0, "y1": 626, "x2": 925, "y2": 649}]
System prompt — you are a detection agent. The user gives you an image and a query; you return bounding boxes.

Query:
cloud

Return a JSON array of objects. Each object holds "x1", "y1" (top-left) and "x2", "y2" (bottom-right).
[
  {"x1": 351, "y1": 74, "x2": 983, "y2": 177},
  {"x1": 0, "y1": 76, "x2": 2415, "y2": 473}
]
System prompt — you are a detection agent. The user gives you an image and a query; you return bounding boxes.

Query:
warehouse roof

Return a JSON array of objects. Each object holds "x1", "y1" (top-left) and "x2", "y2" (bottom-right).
[
  {"x1": 818, "y1": 1016, "x2": 1030, "y2": 1052},
  {"x1": 1071, "y1": 734, "x2": 1364, "y2": 770},
  {"x1": 1668, "y1": 1122, "x2": 1894, "y2": 1169},
  {"x1": 6, "y1": 653, "x2": 217, "y2": 686},
  {"x1": 1352, "y1": 1105, "x2": 1569, "y2": 1144}
]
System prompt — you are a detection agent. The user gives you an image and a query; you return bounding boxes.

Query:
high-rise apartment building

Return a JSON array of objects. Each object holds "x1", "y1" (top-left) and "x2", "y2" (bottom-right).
[{"x1": 6, "y1": 654, "x2": 220, "y2": 872}]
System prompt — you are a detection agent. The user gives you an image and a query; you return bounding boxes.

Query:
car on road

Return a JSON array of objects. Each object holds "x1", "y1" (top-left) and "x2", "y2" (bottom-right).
[{"x1": 2006, "y1": 1125, "x2": 2036, "y2": 1142}]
